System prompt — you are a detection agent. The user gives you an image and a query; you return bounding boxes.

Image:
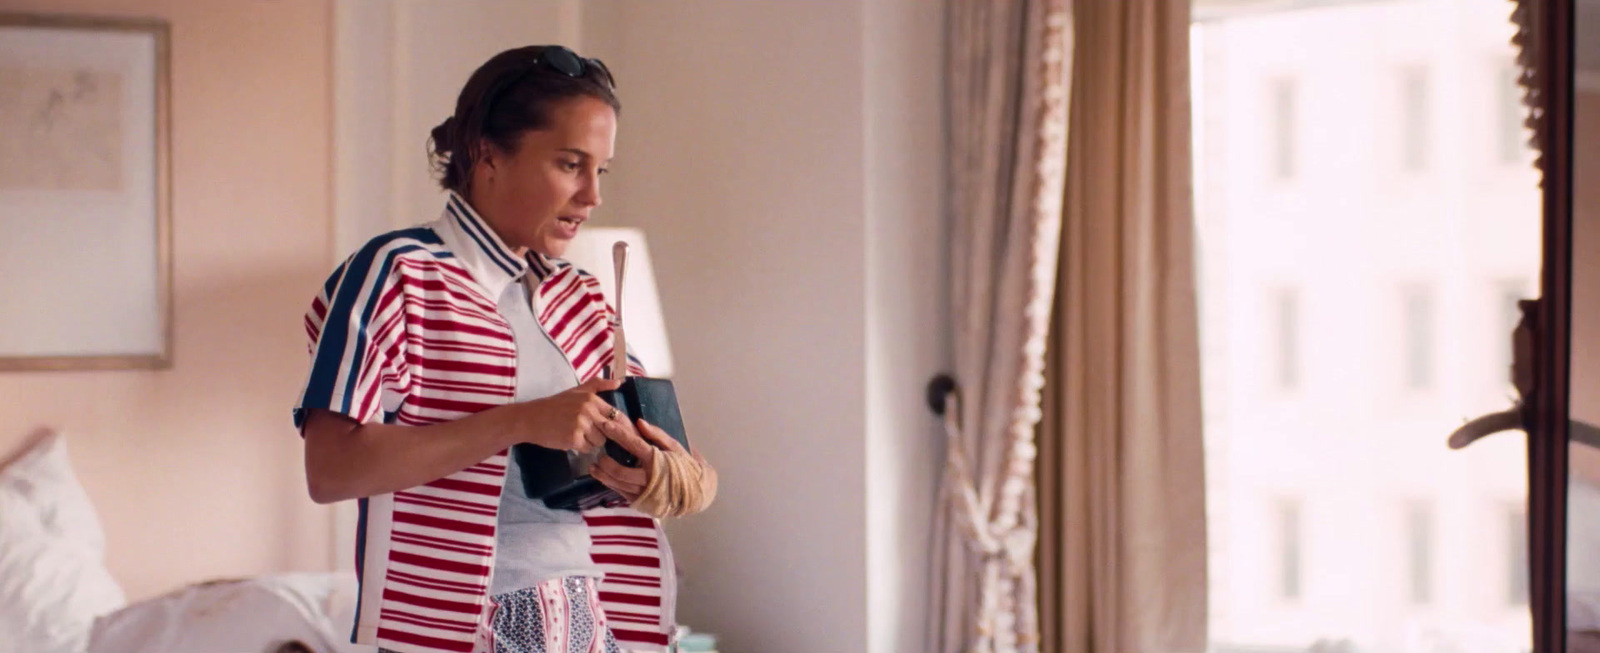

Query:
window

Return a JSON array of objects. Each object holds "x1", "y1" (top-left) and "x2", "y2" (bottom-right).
[
  {"x1": 1194, "y1": 4, "x2": 1537, "y2": 650},
  {"x1": 1498, "y1": 64, "x2": 1528, "y2": 163},
  {"x1": 1400, "y1": 67, "x2": 1429, "y2": 171},
  {"x1": 1269, "y1": 78, "x2": 1297, "y2": 180},
  {"x1": 1272, "y1": 288, "x2": 1300, "y2": 390},
  {"x1": 1278, "y1": 499, "x2": 1303, "y2": 601},
  {"x1": 1402, "y1": 285, "x2": 1434, "y2": 390},
  {"x1": 1509, "y1": 507, "x2": 1528, "y2": 605},
  {"x1": 1405, "y1": 502, "x2": 1433, "y2": 604}
]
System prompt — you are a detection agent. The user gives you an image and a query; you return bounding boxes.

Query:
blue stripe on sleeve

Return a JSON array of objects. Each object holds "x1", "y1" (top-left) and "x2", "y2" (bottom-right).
[{"x1": 300, "y1": 229, "x2": 440, "y2": 421}]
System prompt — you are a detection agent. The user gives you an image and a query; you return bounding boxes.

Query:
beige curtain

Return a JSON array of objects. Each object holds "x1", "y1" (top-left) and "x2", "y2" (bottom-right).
[
  {"x1": 1035, "y1": 1, "x2": 1208, "y2": 653},
  {"x1": 930, "y1": 1, "x2": 1069, "y2": 652}
]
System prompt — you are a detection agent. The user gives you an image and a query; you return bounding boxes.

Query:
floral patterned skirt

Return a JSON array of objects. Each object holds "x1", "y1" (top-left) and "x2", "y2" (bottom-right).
[{"x1": 380, "y1": 576, "x2": 622, "y2": 653}]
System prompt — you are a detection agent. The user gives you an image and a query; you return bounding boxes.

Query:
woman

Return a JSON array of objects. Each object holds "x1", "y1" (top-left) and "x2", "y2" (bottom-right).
[{"x1": 293, "y1": 45, "x2": 715, "y2": 653}]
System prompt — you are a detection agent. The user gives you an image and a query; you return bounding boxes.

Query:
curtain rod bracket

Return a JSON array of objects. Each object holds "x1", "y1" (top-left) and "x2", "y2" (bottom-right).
[{"x1": 927, "y1": 373, "x2": 957, "y2": 416}]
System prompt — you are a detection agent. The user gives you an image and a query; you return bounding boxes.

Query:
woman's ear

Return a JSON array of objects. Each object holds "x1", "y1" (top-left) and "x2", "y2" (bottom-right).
[
  {"x1": 477, "y1": 140, "x2": 498, "y2": 175},
  {"x1": 471, "y1": 139, "x2": 501, "y2": 186}
]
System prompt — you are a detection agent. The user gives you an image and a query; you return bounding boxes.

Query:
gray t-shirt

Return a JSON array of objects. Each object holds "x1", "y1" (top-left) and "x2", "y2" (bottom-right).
[{"x1": 490, "y1": 278, "x2": 604, "y2": 594}]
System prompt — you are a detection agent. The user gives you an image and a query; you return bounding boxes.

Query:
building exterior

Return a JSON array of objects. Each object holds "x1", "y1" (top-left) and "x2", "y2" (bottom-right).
[{"x1": 1192, "y1": 2, "x2": 1542, "y2": 651}]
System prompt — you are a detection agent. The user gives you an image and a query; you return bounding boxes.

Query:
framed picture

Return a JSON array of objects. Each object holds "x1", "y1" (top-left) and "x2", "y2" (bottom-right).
[{"x1": 0, "y1": 14, "x2": 172, "y2": 371}]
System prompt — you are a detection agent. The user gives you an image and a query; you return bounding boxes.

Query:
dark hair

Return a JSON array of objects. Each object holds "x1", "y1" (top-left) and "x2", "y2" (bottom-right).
[{"x1": 428, "y1": 45, "x2": 620, "y2": 194}]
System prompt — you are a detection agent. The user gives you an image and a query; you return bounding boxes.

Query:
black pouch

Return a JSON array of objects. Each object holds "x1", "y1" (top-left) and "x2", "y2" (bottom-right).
[{"x1": 512, "y1": 376, "x2": 690, "y2": 511}]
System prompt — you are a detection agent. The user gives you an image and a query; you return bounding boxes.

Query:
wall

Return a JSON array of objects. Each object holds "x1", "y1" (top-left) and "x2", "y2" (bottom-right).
[
  {"x1": 581, "y1": 2, "x2": 946, "y2": 652},
  {"x1": 863, "y1": 2, "x2": 947, "y2": 652},
  {"x1": 0, "y1": 0, "x2": 336, "y2": 601}
]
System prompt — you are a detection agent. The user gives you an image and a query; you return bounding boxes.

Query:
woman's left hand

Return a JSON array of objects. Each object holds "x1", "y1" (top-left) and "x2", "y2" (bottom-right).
[{"x1": 593, "y1": 418, "x2": 685, "y2": 501}]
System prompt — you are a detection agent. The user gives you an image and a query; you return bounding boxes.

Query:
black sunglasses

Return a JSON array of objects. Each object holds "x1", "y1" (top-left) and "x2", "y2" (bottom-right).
[
  {"x1": 534, "y1": 45, "x2": 615, "y2": 89},
  {"x1": 471, "y1": 45, "x2": 615, "y2": 144}
]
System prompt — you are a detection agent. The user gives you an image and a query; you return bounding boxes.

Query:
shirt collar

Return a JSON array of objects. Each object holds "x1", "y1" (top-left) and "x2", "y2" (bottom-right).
[{"x1": 437, "y1": 192, "x2": 568, "y2": 300}]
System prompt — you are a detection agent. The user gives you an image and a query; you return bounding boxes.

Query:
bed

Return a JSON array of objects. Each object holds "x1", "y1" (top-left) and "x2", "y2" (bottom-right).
[{"x1": 0, "y1": 429, "x2": 369, "y2": 653}]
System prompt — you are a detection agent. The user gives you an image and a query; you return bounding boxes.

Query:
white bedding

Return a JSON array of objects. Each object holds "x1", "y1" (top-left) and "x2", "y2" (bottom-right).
[
  {"x1": 1, "y1": 430, "x2": 369, "y2": 653},
  {"x1": 86, "y1": 572, "x2": 369, "y2": 653}
]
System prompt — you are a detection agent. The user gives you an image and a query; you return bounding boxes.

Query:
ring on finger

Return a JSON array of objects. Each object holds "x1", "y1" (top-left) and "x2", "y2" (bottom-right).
[{"x1": 607, "y1": 406, "x2": 619, "y2": 420}]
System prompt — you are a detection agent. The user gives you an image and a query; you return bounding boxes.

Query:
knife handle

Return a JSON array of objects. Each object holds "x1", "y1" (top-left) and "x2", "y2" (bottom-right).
[{"x1": 611, "y1": 241, "x2": 629, "y2": 381}]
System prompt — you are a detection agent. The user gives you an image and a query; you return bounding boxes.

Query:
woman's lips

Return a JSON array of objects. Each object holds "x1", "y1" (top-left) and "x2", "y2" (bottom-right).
[{"x1": 554, "y1": 216, "x2": 583, "y2": 238}]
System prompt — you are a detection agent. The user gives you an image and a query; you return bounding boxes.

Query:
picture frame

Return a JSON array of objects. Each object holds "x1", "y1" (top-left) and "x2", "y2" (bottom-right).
[{"x1": 0, "y1": 13, "x2": 172, "y2": 371}]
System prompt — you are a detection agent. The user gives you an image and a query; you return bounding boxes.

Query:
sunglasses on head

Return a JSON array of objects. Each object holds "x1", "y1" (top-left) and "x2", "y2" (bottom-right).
[{"x1": 534, "y1": 45, "x2": 615, "y2": 89}]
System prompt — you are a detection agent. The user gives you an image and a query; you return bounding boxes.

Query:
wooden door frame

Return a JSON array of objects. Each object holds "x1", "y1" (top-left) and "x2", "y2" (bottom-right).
[{"x1": 1533, "y1": 0, "x2": 1574, "y2": 650}]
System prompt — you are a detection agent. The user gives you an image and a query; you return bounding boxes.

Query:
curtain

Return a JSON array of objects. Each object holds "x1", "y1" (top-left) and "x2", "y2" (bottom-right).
[
  {"x1": 1035, "y1": 1, "x2": 1208, "y2": 652},
  {"x1": 929, "y1": 0, "x2": 1070, "y2": 652}
]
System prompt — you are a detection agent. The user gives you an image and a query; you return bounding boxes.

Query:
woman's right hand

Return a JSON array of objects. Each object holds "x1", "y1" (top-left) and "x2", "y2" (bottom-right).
[{"x1": 511, "y1": 377, "x2": 623, "y2": 451}]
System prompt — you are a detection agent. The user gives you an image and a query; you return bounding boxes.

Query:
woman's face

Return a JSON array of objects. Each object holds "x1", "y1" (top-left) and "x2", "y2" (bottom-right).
[{"x1": 470, "y1": 95, "x2": 617, "y2": 259}]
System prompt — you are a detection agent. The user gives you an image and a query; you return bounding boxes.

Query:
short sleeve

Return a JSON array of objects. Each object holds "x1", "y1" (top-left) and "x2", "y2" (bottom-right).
[{"x1": 292, "y1": 244, "x2": 411, "y2": 431}]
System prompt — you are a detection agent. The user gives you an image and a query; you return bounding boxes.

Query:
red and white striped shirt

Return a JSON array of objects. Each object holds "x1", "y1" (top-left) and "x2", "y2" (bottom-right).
[{"x1": 294, "y1": 193, "x2": 675, "y2": 653}]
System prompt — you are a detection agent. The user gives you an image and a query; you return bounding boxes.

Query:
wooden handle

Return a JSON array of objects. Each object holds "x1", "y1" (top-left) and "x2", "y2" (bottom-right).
[
  {"x1": 611, "y1": 241, "x2": 629, "y2": 380},
  {"x1": 612, "y1": 241, "x2": 628, "y2": 318}
]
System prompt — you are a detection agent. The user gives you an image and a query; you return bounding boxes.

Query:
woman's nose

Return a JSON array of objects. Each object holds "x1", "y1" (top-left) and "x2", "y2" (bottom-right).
[{"x1": 577, "y1": 176, "x2": 602, "y2": 208}]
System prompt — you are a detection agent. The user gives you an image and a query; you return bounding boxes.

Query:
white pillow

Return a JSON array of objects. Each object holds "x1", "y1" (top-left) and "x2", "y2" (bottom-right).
[
  {"x1": 1, "y1": 430, "x2": 107, "y2": 556},
  {"x1": 0, "y1": 431, "x2": 126, "y2": 653},
  {"x1": 0, "y1": 490, "x2": 126, "y2": 653}
]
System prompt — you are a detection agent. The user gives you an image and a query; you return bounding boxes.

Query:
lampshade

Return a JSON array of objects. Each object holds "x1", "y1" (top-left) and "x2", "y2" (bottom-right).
[{"x1": 560, "y1": 227, "x2": 674, "y2": 378}]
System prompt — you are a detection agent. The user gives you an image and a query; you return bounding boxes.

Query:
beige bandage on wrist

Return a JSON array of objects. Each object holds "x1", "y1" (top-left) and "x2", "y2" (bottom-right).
[{"x1": 631, "y1": 450, "x2": 717, "y2": 518}]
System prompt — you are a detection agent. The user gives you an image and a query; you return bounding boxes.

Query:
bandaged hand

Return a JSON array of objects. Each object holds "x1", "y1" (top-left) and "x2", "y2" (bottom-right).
[{"x1": 593, "y1": 418, "x2": 718, "y2": 518}]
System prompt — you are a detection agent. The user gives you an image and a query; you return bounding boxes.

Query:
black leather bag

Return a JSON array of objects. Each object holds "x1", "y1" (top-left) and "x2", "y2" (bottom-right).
[{"x1": 512, "y1": 376, "x2": 690, "y2": 511}]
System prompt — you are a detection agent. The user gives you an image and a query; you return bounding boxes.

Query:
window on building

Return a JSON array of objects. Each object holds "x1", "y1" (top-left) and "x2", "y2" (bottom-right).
[
  {"x1": 1402, "y1": 285, "x2": 1435, "y2": 390},
  {"x1": 1278, "y1": 499, "x2": 1303, "y2": 601},
  {"x1": 1272, "y1": 287, "x2": 1300, "y2": 391},
  {"x1": 1406, "y1": 502, "x2": 1433, "y2": 604},
  {"x1": 1269, "y1": 78, "x2": 1297, "y2": 180},
  {"x1": 1400, "y1": 67, "x2": 1429, "y2": 171}
]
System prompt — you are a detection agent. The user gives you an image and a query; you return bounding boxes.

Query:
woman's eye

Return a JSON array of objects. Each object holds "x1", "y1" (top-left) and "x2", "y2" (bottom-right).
[
  {"x1": 560, "y1": 160, "x2": 581, "y2": 171},
  {"x1": 598, "y1": 167, "x2": 610, "y2": 176}
]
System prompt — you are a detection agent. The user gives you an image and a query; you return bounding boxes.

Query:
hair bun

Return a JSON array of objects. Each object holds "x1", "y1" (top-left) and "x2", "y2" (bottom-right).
[{"x1": 429, "y1": 115, "x2": 458, "y2": 154}]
